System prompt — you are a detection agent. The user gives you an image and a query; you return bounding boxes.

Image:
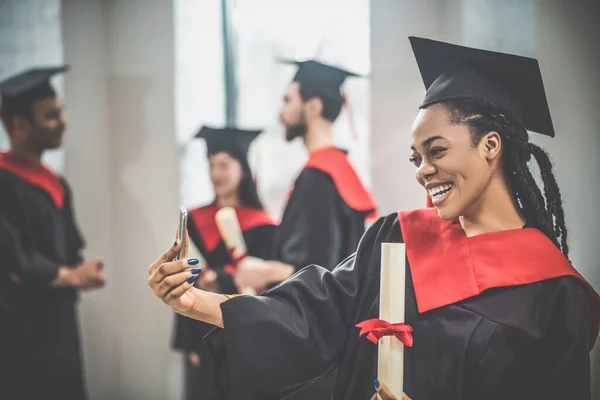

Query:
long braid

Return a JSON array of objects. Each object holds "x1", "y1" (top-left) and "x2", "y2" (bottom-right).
[
  {"x1": 441, "y1": 98, "x2": 569, "y2": 258},
  {"x1": 528, "y1": 143, "x2": 569, "y2": 257}
]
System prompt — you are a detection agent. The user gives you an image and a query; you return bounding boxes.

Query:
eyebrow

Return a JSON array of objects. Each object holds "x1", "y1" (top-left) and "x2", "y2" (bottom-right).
[{"x1": 410, "y1": 135, "x2": 445, "y2": 151}]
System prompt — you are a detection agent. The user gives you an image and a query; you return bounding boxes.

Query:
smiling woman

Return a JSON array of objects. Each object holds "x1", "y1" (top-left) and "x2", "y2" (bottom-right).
[{"x1": 149, "y1": 36, "x2": 600, "y2": 400}]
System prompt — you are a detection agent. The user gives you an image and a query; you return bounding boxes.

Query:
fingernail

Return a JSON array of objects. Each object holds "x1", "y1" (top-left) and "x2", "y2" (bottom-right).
[
  {"x1": 187, "y1": 258, "x2": 199, "y2": 265},
  {"x1": 187, "y1": 276, "x2": 197, "y2": 284},
  {"x1": 173, "y1": 240, "x2": 178, "y2": 247},
  {"x1": 191, "y1": 268, "x2": 202, "y2": 274},
  {"x1": 374, "y1": 379, "x2": 379, "y2": 389}
]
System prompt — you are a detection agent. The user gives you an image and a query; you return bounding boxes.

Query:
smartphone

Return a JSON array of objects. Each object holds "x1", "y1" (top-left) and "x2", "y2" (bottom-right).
[{"x1": 177, "y1": 207, "x2": 188, "y2": 260}]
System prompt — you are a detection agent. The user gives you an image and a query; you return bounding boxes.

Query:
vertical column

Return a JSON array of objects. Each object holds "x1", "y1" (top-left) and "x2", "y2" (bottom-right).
[
  {"x1": 105, "y1": 0, "x2": 179, "y2": 398},
  {"x1": 61, "y1": 0, "x2": 117, "y2": 398}
]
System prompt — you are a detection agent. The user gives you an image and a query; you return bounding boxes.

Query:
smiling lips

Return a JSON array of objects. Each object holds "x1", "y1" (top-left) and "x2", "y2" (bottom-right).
[{"x1": 427, "y1": 183, "x2": 453, "y2": 205}]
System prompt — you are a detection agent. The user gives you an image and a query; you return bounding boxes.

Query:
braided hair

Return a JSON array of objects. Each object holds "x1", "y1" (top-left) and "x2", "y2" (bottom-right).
[{"x1": 440, "y1": 98, "x2": 569, "y2": 258}]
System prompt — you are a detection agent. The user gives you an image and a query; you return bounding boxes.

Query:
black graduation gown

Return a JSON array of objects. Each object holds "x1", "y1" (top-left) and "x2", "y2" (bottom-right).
[
  {"x1": 272, "y1": 147, "x2": 376, "y2": 272},
  {"x1": 172, "y1": 205, "x2": 276, "y2": 400},
  {"x1": 205, "y1": 212, "x2": 599, "y2": 400},
  {"x1": 0, "y1": 157, "x2": 87, "y2": 400}
]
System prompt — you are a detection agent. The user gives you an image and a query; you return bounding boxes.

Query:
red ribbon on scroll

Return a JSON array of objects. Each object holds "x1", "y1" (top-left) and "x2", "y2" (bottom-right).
[
  {"x1": 356, "y1": 318, "x2": 414, "y2": 347},
  {"x1": 224, "y1": 248, "x2": 249, "y2": 275}
]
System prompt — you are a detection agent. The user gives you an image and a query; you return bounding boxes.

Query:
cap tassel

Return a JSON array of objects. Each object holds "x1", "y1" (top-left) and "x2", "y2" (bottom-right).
[{"x1": 341, "y1": 90, "x2": 358, "y2": 142}]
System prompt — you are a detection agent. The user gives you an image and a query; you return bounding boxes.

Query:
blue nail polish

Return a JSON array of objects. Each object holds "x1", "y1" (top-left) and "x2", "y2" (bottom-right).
[
  {"x1": 191, "y1": 268, "x2": 202, "y2": 274},
  {"x1": 187, "y1": 276, "x2": 197, "y2": 284},
  {"x1": 374, "y1": 379, "x2": 379, "y2": 389},
  {"x1": 187, "y1": 258, "x2": 199, "y2": 265},
  {"x1": 173, "y1": 240, "x2": 178, "y2": 246}
]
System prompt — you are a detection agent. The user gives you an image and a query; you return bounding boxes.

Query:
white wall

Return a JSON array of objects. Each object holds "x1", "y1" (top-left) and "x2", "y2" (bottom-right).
[
  {"x1": 371, "y1": 0, "x2": 600, "y2": 397},
  {"x1": 370, "y1": 0, "x2": 462, "y2": 214},
  {"x1": 534, "y1": 1, "x2": 600, "y2": 396},
  {"x1": 0, "y1": 0, "x2": 64, "y2": 171}
]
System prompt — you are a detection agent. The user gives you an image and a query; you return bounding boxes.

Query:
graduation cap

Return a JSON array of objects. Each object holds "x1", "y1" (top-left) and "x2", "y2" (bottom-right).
[
  {"x1": 409, "y1": 36, "x2": 555, "y2": 137},
  {"x1": 0, "y1": 66, "x2": 68, "y2": 130},
  {"x1": 195, "y1": 126, "x2": 262, "y2": 161},
  {"x1": 279, "y1": 59, "x2": 363, "y2": 139},
  {"x1": 279, "y1": 59, "x2": 361, "y2": 104}
]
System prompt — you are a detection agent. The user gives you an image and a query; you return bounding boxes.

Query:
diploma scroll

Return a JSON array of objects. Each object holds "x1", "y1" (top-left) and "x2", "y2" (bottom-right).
[
  {"x1": 215, "y1": 207, "x2": 256, "y2": 296},
  {"x1": 378, "y1": 243, "x2": 406, "y2": 398}
]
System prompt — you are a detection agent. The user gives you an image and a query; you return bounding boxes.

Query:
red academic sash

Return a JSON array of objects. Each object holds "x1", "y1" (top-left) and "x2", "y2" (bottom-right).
[
  {"x1": 188, "y1": 205, "x2": 274, "y2": 253},
  {"x1": 303, "y1": 147, "x2": 377, "y2": 220},
  {"x1": 399, "y1": 208, "x2": 600, "y2": 346},
  {"x1": 0, "y1": 151, "x2": 64, "y2": 209}
]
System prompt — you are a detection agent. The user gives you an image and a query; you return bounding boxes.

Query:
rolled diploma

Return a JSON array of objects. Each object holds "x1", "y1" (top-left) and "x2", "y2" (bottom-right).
[
  {"x1": 378, "y1": 243, "x2": 406, "y2": 398},
  {"x1": 215, "y1": 207, "x2": 256, "y2": 295}
]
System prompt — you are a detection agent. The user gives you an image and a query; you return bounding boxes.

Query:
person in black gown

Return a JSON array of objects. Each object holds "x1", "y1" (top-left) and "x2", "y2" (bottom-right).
[
  {"x1": 172, "y1": 126, "x2": 277, "y2": 400},
  {"x1": 233, "y1": 59, "x2": 377, "y2": 294},
  {"x1": 149, "y1": 37, "x2": 600, "y2": 400},
  {"x1": 0, "y1": 66, "x2": 106, "y2": 400}
]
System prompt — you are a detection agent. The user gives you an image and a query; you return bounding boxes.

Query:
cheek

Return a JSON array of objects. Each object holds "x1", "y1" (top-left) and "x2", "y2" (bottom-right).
[
  {"x1": 454, "y1": 160, "x2": 490, "y2": 199},
  {"x1": 286, "y1": 105, "x2": 301, "y2": 121},
  {"x1": 38, "y1": 119, "x2": 59, "y2": 132},
  {"x1": 231, "y1": 169, "x2": 243, "y2": 187}
]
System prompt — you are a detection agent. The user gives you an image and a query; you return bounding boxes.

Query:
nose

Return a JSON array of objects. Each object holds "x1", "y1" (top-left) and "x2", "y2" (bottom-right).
[
  {"x1": 416, "y1": 159, "x2": 436, "y2": 184},
  {"x1": 58, "y1": 112, "x2": 68, "y2": 131}
]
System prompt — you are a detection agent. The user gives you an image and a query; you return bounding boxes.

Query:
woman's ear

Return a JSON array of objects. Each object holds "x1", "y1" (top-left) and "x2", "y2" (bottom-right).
[{"x1": 481, "y1": 131, "x2": 502, "y2": 161}]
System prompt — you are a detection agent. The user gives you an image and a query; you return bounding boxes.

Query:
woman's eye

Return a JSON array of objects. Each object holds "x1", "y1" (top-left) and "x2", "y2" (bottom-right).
[
  {"x1": 430, "y1": 147, "x2": 446, "y2": 157},
  {"x1": 408, "y1": 155, "x2": 421, "y2": 166}
]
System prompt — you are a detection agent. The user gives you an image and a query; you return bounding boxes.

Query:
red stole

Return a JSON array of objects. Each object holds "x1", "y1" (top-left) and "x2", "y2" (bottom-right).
[
  {"x1": 0, "y1": 152, "x2": 64, "y2": 209},
  {"x1": 189, "y1": 205, "x2": 274, "y2": 252},
  {"x1": 398, "y1": 208, "x2": 600, "y2": 347}
]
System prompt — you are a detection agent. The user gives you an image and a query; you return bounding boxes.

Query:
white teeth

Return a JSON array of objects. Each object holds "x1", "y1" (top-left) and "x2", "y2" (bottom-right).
[{"x1": 428, "y1": 183, "x2": 453, "y2": 199}]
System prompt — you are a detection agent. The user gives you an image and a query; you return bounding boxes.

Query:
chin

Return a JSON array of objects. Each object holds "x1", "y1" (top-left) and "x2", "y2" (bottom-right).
[
  {"x1": 285, "y1": 123, "x2": 307, "y2": 142},
  {"x1": 433, "y1": 203, "x2": 461, "y2": 221},
  {"x1": 46, "y1": 140, "x2": 63, "y2": 150},
  {"x1": 285, "y1": 130, "x2": 303, "y2": 142}
]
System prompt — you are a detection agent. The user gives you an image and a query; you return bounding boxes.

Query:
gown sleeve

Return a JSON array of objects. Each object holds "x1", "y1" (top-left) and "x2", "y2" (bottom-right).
[
  {"x1": 278, "y1": 169, "x2": 345, "y2": 272},
  {"x1": 0, "y1": 174, "x2": 60, "y2": 286},
  {"x1": 205, "y1": 216, "x2": 392, "y2": 400},
  {"x1": 61, "y1": 178, "x2": 86, "y2": 266}
]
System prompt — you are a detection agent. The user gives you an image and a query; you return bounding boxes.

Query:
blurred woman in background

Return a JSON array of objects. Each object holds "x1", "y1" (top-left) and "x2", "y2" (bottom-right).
[{"x1": 171, "y1": 126, "x2": 276, "y2": 400}]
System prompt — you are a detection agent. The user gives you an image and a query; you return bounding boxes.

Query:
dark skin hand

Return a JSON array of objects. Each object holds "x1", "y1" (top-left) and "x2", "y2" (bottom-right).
[{"x1": 369, "y1": 381, "x2": 411, "y2": 400}]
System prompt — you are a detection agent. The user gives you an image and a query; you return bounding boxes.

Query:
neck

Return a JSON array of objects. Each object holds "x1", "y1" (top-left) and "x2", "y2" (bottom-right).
[
  {"x1": 303, "y1": 119, "x2": 334, "y2": 153},
  {"x1": 8, "y1": 143, "x2": 43, "y2": 165},
  {"x1": 459, "y1": 175, "x2": 525, "y2": 237},
  {"x1": 216, "y1": 194, "x2": 240, "y2": 208}
]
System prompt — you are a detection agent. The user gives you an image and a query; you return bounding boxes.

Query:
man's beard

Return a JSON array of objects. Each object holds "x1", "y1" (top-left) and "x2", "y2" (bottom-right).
[{"x1": 285, "y1": 120, "x2": 308, "y2": 142}]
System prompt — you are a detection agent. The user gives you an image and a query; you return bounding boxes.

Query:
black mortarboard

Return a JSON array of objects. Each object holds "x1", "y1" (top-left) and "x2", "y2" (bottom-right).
[
  {"x1": 194, "y1": 126, "x2": 262, "y2": 161},
  {"x1": 0, "y1": 65, "x2": 68, "y2": 117},
  {"x1": 409, "y1": 36, "x2": 555, "y2": 137},
  {"x1": 278, "y1": 59, "x2": 361, "y2": 103}
]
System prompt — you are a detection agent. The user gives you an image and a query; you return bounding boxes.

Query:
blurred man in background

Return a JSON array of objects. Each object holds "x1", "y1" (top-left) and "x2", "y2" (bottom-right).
[
  {"x1": 0, "y1": 66, "x2": 105, "y2": 400},
  {"x1": 234, "y1": 59, "x2": 377, "y2": 292}
]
